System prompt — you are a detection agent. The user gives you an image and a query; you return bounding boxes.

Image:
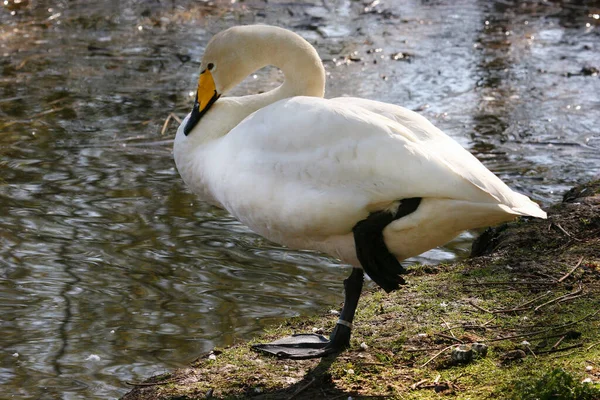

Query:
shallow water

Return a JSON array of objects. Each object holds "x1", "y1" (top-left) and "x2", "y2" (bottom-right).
[{"x1": 0, "y1": 0, "x2": 598, "y2": 398}]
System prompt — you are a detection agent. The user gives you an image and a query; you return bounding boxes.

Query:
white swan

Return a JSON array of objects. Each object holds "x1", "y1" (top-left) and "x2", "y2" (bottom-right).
[{"x1": 174, "y1": 25, "x2": 546, "y2": 359}]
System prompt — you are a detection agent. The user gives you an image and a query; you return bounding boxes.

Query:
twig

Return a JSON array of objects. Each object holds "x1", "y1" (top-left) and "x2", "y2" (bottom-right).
[
  {"x1": 555, "y1": 309, "x2": 600, "y2": 329},
  {"x1": 410, "y1": 310, "x2": 599, "y2": 355},
  {"x1": 534, "y1": 286, "x2": 584, "y2": 313},
  {"x1": 411, "y1": 379, "x2": 428, "y2": 389},
  {"x1": 2, "y1": 107, "x2": 66, "y2": 128},
  {"x1": 405, "y1": 346, "x2": 447, "y2": 353},
  {"x1": 288, "y1": 377, "x2": 315, "y2": 400},
  {"x1": 161, "y1": 113, "x2": 173, "y2": 135},
  {"x1": 552, "y1": 335, "x2": 566, "y2": 350},
  {"x1": 161, "y1": 112, "x2": 183, "y2": 135},
  {"x1": 125, "y1": 377, "x2": 185, "y2": 386},
  {"x1": 558, "y1": 257, "x2": 584, "y2": 282},
  {"x1": 558, "y1": 294, "x2": 585, "y2": 303},
  {"x1": 586, "y1": 342, "x2": 600, "y2": 351},
  {"x1": 552, "y1": 222, "x2": 582, "y2": 242},
  {"x1": 420, "y1": 345, "x2": 457, "y2": 368},
  {"x1": 550, "y1": 350, "x2": 578, "y2": 359},
  {"x1": 536, "y1": 343, "x2": 583, "y2": 354},
  {"x1": 487, "y1": 309, "x2": 599, "y2": 343},
  {"x1": 518, "y1": 291, "x2": 552, "y2": 308},
  {"x1": 435, "y1": 333, "x2": 464, "y2": 344},
  {"x1": 464, "y1": 281, "x2": 555, "y2": 287},
  {"x1": 441, "y1": 317, "x2": 458, "y2": 340},
  {"x1": 492, "y1": 306, "x2": 532, "y2": 314},
  {"x1": 525, "y1": 345, "x2": 538, "y2": 358},
  {"x1": 488, "y1": 331, "x2": 544, "y2": 343},
  {"x1": 469, "y1": 301, "x2": 492, "y2": 314}
]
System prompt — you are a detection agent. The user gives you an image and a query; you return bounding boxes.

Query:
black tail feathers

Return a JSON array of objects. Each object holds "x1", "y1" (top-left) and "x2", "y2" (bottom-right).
[{"x1": 352, "y1": 198, "x2": 421, "y2": 293}]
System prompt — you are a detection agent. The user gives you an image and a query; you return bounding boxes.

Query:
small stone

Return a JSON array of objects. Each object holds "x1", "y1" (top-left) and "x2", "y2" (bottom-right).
[
  {"x1": 85, "y1": 354, "x2": 101, "y2": 361},
  {"x1": 472, "y1": 342, "x2": 488, "y2": 357},
  {"x1": 582, "y1": 378, "x2": 593, "y2": 384},
  {"x1": 451, "y1": 345, "x2": 473, "y2": 363},
  {"x1": 329, "y1": 309, "x2": 340, "y2": 316},
  {"x1": 585, "y1": 365, "x2": 593, "y2": 371},
  {"x1": 520, "y1": 340, "x2": 531, "y2": 346},
  {"x1": 12, "y1": 353, "x2": 18, "y2": 358},
  {"x1": 500, "y1": 349, "x2": 527, "y2": 364},
  {"x1": 208, "y1": 354, "x2": 217, "y2": 361},
  {"x1": 360, "y1": 342, "x2": 369, "y2": 351},
  {"x1": 347, "y1": 369, "x2": 355, "y2": 375}
]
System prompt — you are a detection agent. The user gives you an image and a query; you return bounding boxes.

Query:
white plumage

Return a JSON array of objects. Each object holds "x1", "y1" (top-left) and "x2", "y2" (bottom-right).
[{"x1": 174, "y1": 25, "x2": 546, "y2": 270}]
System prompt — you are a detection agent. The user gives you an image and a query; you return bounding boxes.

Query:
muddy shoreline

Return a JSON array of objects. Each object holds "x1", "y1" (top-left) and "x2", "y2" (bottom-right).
[{"x1": 122, "y1": 180, "x2": 599, "y2": 399}]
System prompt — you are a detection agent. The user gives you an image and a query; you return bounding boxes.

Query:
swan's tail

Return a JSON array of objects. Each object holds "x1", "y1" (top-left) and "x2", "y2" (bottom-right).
[{"x1": 500, "y1": 192, "x2": 547, "y2": 219}]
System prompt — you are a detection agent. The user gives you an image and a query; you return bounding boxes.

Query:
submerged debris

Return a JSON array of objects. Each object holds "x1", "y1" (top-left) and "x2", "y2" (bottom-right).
[{"x1": 581, "y1": 66, "x2": 599, "y2": 76}]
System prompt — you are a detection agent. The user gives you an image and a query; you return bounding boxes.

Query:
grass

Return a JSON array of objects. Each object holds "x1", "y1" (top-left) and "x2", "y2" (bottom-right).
[
  {"x1": 122, "y1": 261, "x2": 600, "y2": 400},
  {"x1": 510, "y1": 368, "x2": 600, "y2": 400}
]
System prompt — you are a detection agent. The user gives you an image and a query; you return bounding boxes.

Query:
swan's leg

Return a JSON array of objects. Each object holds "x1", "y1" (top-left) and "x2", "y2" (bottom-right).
[
  {"x1": 251, "y1": 268, "x2": 363, "y2": 359},
  {"x1": 326, "y1": 267, "x2": 364, "y2": 349},
  {"x1": 252, "y1": 197, "x2": 421, "y2": 359}
]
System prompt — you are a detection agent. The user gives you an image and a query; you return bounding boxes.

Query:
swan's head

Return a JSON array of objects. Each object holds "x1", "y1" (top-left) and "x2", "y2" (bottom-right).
[
  {"x1": 183, "y1": 26, "x2": 277, "y2": 135},
  {"x1": 183, "y1": 25, "x2": 321, "y2": 135}
]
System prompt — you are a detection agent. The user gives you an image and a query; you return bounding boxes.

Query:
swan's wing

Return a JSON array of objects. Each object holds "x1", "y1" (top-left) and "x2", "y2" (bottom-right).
[
  {"x1": 205, "y1": 96, "x2": 543, "y2": 239},
  {"x1": 331, "y1": 97, "x2": 546, "y2": 218}
]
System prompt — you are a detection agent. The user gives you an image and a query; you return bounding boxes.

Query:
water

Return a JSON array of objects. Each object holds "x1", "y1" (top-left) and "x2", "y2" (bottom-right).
[{"x1": 1, "y1": 0, "x2": 598, "y2": 398}]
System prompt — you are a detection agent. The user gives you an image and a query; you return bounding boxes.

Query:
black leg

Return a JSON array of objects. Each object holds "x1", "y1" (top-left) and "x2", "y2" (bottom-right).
[
  {"x1": 252, "y1": 198, "x2": 421, "y2": 360},
  {"x1": 252, "y1": 268, "x2": 364, "y2": 359},
  {"x1": 327, "y1": 268, "x2": 363, "y2": 349}
]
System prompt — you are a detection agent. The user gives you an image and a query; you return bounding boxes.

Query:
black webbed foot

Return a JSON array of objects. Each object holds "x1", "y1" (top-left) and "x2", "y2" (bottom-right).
[
  {"x1": 253, "y1": 269, "x2": 360, "y2": 360},
  {"x1": 252, "y1": 326, "x2": 351, "y2": 359}
]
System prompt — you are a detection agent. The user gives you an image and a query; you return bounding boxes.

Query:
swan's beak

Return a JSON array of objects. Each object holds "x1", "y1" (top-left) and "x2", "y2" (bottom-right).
[{"x1": 183, "y1": 69, "x2": 221, "y2": 135}]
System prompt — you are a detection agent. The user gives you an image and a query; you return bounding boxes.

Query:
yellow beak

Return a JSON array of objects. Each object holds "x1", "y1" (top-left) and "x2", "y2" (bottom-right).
[
  {"x1": 183, "y1": 69, "x2": 221, "y2": 135},
  {"x1": 197, "y1": 69, "x2": 218, "y2": 113}
]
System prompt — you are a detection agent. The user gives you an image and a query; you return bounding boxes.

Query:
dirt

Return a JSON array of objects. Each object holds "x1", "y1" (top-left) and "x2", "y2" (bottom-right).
[{"x1": 121, "y1": 180, "x2": 600, "y2": 400}]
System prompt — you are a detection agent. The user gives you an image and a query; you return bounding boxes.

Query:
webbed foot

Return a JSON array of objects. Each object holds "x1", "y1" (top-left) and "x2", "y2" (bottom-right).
[{"x1": 252, "y1": 324, "x2": 352, "y2": 359}]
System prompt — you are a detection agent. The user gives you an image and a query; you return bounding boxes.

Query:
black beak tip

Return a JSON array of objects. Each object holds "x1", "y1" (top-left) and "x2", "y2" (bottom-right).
[
  {"x1": 183, "y1": 103, "x2": 201, "y2": 136},
  {"x1": 182, "y1": 92, "x2": 220, "y2": 136}
]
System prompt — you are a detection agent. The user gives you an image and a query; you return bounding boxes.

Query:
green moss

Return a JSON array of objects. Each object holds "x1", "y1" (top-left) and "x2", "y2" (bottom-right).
[{"x1": 509, "y1": 368, "x2": 600, "y2": 400}]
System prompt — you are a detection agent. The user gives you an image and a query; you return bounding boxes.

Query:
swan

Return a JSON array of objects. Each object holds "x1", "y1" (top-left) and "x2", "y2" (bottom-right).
[{"x1": 174, "y1": 25, "x2": 547, "y2": 359}]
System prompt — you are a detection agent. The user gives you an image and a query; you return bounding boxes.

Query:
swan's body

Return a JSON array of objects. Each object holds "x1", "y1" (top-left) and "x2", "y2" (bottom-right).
[{"x1": 174, "y1": 25, "x2": 546, "y2": 358}]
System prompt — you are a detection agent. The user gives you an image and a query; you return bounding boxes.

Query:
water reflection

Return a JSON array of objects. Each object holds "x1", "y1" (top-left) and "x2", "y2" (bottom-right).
[{"x1": 0, "y1": 0, "x2": 599, "y2": 398}]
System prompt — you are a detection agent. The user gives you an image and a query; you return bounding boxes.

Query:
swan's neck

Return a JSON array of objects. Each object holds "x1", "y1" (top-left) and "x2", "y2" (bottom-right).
[{"x1": 184, "y1": 27, "x2": 326, "y2": 145}]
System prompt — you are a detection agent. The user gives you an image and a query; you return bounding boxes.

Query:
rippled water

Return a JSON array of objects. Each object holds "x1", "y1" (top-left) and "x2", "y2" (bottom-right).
[{"x1": 1, "y1": 0, "x2": 598, "y2": 398}]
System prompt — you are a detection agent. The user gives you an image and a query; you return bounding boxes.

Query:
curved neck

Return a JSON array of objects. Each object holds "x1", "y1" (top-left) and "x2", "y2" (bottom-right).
[{"x1": 185, "y1": 26, "x2": 326, "y2": 144}]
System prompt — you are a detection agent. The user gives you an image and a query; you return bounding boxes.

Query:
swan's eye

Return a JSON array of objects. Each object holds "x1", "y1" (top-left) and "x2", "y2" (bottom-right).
[{"x1": 207, "y1": 63, "x2": 215, "y2": 71}]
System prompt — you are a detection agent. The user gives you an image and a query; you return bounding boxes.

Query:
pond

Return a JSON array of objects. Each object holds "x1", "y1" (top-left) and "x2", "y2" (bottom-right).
[{"x1": 0, "y1": 0, "x2": 598, "y2": 398}]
